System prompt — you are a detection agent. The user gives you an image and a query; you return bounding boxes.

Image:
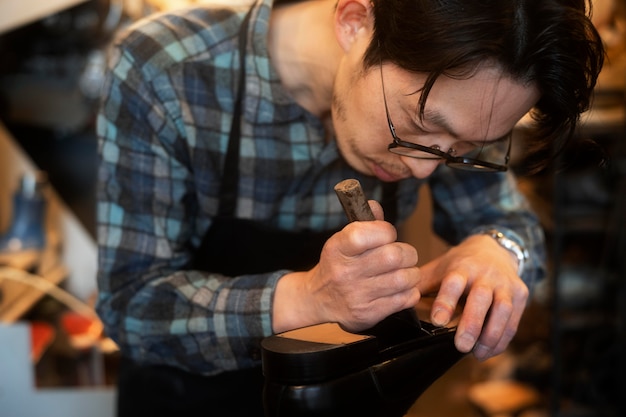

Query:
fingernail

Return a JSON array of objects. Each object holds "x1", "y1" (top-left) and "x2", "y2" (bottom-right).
[
  {"x1": 457, "y1": 333, "x2": 476, "y2": 352},
  {"x1": 432, "y1": 309, "x2": 448, "y2": 326},
  {"x1": 474, "y1": 343, "x2": 491, "y2": 361}
]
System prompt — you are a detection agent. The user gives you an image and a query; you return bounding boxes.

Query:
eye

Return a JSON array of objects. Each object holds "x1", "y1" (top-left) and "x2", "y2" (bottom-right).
[
  {"x1": 453, "y1": 141, "x2": 479, "y2": 155},
  {"x1": 402, "y1": 121, "x2": 429, "y2": 136}
]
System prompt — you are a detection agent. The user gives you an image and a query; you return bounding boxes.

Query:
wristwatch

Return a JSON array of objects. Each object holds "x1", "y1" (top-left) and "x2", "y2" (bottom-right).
[{"x1": 479, "y1": 229, "x2": 529, "y2": 277}]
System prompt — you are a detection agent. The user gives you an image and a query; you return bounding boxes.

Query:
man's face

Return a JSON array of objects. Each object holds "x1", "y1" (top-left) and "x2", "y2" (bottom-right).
[{"x1": 331, "y1": 59, "x2": 540, "y2": 180}]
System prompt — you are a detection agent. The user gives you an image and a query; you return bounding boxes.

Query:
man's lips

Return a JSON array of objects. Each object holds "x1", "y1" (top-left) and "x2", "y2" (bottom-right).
[{"x1": 372, "y1": 163, "x2": 406, "y2": 182}]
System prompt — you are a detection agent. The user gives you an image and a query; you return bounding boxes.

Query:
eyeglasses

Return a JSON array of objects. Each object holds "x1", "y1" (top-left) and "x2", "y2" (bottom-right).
[{"x1": 380, "y1": 65, "x2": 511, "y2": 172}]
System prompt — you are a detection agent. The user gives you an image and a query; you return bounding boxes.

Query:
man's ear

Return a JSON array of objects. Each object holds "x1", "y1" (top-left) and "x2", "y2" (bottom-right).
[{"x1": 334, "y1": 0, "x2": 374, "y2": 52}]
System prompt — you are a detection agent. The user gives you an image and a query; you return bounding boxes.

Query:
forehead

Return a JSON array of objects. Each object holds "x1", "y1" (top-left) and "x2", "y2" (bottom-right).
[{"x1": 392, "y1": 65, "x2": 539, "y2": 142}]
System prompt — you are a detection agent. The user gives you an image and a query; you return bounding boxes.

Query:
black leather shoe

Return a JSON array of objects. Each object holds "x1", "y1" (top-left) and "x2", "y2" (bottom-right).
[{"x1": 261, "y1": 311, "x2": 466, "y2": 417}]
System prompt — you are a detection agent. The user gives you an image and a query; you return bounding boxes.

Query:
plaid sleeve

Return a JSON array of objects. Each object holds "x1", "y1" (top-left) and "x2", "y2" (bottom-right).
[
  {"x1": 95, "y1": 5, "x2": 282, "y2": 375},
  {"x1": 428, "y1": 167, "x2": 546, "y2": 291}
]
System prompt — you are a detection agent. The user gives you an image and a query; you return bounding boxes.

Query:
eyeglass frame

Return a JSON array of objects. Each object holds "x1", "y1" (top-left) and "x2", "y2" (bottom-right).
[{"x1": 380, "y1": 64, "x2": 511, "y2": 172}]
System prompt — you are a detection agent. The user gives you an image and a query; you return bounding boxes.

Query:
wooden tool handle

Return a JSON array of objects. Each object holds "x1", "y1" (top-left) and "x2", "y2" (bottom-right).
[{"x1": 334, "y1": 179, "x2": 375, "y2": 222}]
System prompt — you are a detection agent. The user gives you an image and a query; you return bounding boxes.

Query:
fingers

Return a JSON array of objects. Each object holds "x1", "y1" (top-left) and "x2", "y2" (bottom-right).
[
  {"x1": 368, "y1": 199, "x2": 385, "y2": 221},
  {"x1": 336, "y1": 244, "x2": 421, "y2": 319},
  {"x1": 375, "y1": 264, "x2": 421, "y2": 296},
  {"x1": 430, "y1": 272, "x2": 466, "y2": 326},
  {"x1": 359, "y1": 241, "x2": 419, "y2": 279},
  {"x1": 314, "y1": 220, "x2": 421, "y2": 332},
  {"x1": 472, "y1": 283, "x2": 529, "y2": 360},
  {"x1": 339, "y1": 274, "x2": 422, "y2": 333},
  {"x1": 330, "y1": 219, "x2": 398, "y2": 258},
  {"x1": 431, "y1": 268, "x2": 529, "y2": 361},
  {"x1": 452, "y1": 282, "x2": 528, "y2": 361},
  {"x1": 454, "y1": 284, "x2": 495, "y2": 355}
]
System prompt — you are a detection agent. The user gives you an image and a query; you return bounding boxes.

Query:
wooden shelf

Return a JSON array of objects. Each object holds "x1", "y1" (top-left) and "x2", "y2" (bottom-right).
[
  {"x1": 0, "y1": 0, "x2": 87, "y2": 35},
  {"x1": 0, "y1": 263, "x2": 68, "y2": 323}
]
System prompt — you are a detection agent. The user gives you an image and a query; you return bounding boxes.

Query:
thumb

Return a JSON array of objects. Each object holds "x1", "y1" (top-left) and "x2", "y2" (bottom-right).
[{"x1": 368, "y1": 200, "x2": 385, "y2": 221}]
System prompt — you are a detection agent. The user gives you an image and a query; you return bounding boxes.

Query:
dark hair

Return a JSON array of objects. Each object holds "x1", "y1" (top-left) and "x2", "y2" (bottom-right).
[{"x1": 364, "y1": 0, "x2": 605, "y2": 172}]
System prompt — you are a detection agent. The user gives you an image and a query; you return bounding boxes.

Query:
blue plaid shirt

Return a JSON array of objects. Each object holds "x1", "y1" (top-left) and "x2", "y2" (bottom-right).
[{"x1": 96, "y1": 0, "x2": 545, "y2": 375}]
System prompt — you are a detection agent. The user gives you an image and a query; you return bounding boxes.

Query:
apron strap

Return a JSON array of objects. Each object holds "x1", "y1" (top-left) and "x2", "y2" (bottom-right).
[
  {"x1": 217, "y1": 8, "x2": 253, "y2": 217},
  {"x1": 381, "y1": 182, "x2": 398, "y2": 225}
]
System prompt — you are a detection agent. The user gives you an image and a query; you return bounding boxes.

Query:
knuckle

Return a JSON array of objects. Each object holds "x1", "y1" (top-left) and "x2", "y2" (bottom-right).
[
  {"x1": 433, "y1": 290, "x2": 458, "y2": 312},
  {"x1": 322, "y1": 235, "x2": 342, "y2": 256},
  {"x1": 495, "y1": 299, "x2": 514, "y2": 319},
  {"x1": 479, "y1": 330, "x2": 500, "y2": 348},
  {"x1": 381, "y1": 244, "x2": 404, "y2": 266},
  {"x1": 463, "y1": 322, "x2": 484, "y2": 339},
  {"x1": 391, "y1": 291, "x2": 410, "y2": 308},
  {"x1": 441, "y1": 273, "x2": 467, "y2": 295},
  {"x1": 471, "y1": 285, "x2": 494, "y2": 304},
  {"x1": 392, "y1": 269, "x2": 420, "y2": 293},
  {"x1": 346, "y1": 301, "x2": 373, "y2": 323},
  {"x1": 515, "y1": 283, "x2": 530, "y2": 303},
  {"x1": 503, "y1": 325, "x2": 518, "y2": 341}
]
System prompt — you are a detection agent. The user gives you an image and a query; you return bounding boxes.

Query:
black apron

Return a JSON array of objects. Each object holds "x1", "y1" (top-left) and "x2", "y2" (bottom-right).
[{"x1": 116, "y1": 8, "x2": 397, "y2": 416}]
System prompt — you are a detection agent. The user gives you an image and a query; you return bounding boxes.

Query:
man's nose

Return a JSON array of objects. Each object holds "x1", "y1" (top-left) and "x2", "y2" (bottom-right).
[{"x1": 400, "y1": 156, "x2": 443, "y2": 179}]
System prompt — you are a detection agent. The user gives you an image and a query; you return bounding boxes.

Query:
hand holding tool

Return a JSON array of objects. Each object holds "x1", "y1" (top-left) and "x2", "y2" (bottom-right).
[{"x1": 334, "y1": 178, "x2": 423, "y2": 333}]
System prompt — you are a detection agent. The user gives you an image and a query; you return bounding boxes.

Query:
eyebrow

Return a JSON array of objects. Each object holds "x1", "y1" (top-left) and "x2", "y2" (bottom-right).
[
  {"x1": 420, "y1": 109, "x2": 460, "y2": 138},
  {"x1": 420, "y1": 109, "x2": 512, "y2": 145}
]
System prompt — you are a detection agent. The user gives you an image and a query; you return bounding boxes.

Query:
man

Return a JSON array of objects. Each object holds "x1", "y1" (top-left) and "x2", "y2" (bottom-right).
[{"x1": 96, "y1": 0, "x2": 603, "y2": 415}]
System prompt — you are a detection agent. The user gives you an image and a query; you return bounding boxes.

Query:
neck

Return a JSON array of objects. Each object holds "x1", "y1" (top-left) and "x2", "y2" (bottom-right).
[{"x1": 268, "y1": 0, "x2": 341, "y2": 119}]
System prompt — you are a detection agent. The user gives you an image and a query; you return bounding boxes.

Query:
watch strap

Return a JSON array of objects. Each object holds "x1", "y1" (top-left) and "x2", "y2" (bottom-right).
[{"x1": 479, "y1": 229, "x2": 529, "y2": 276}]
